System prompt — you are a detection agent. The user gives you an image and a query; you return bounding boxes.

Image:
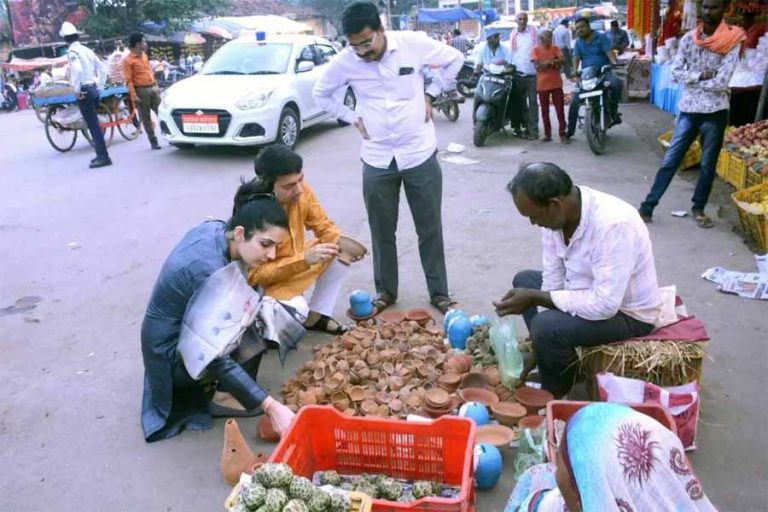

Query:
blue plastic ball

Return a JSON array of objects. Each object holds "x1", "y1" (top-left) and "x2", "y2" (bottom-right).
[
  {"x1": 470, "y1": 314, "x2": 489, "y2": 327},
  {"x1": 474, "y1": 443, "x2": 503, "y2": 490},
  {"x1": 447, "y1": 316, "x2": 472, "y2": 350},
  {"x1": 443, "y1": 309, "x2": 466, "y2": 331},
  {"x1": 458, "y1": 401, "x2": 490, "y2": 426},
  {"x1": 349, "y1": 290, "x2": 373, "y2": 317}
]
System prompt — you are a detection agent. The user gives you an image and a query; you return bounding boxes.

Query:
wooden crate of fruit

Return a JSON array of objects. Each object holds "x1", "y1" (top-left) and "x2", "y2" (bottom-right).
[{"x1": 732, "y1": 183, "x2": 768, "y2": 252}]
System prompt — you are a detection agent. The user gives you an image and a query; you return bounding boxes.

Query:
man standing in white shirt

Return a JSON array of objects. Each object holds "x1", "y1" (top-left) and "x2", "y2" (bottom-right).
[
  {"x1": 313, "y1": 1, "x2": 463, "y2": 315},
  {"x1": 509, "y1": 12, "x2": 539, "y2": 139},
  {"x1": 553, "y1": 19, "x2": 572, "y2": 77},
  {"x1": 60, "y1": 22, "x2": 112, "y2": 169},
  {"x1": 494, "y1": 163, "x2": 661, "y2": 397}
]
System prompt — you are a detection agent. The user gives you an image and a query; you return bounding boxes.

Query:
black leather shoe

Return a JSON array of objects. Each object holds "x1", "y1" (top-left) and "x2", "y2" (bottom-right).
[
  {"x1": 89, "y1": 158, "x2": 112, "y2": 169},
  {"x1": 151, "y1": 143, "x2": 162, "y2": 150}
]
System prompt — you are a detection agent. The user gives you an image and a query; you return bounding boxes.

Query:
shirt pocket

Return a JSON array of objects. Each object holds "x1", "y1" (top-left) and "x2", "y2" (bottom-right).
[{"x1": 391, "y1": 70, "x2": 422, "y2": 101}]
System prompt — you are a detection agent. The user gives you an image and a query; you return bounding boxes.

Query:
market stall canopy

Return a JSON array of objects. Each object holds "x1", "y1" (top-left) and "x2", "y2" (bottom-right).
[
  {"x1": 418, "y1": 8, "x2": 477, "y2": 24},
  {"x1": 3, "y1": 56, "x2": 67, "y2": 71},
  {"x1": 169, "y1": 32, "x2": 206, "y2": 45},
  {"x1": 199, "y1": 25, "x2": 234, "y2": 39}
]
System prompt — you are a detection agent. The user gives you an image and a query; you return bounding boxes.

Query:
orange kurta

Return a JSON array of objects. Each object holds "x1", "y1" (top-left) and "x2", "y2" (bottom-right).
[{"x1": 248, "y1": 183, "x2": 340, "y2": 299}]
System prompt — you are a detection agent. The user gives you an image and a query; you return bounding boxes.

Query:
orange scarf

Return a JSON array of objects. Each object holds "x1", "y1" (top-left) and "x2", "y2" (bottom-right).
[{"x1": 692, "y1": 21, "x2": 746, "y2": 55}]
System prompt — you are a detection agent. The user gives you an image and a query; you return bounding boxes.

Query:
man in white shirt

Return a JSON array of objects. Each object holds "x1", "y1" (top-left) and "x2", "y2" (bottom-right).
[
  {"x1": 494, "y1": 163, "x2": 661, "y2": 397},
  {"x1": 313, "y1": 1, "x2": 463, "y2": 315},
  {"x1": 60, "y1": 22, "x2": 112, "y2": 169},
  {"x1": 553, "y1": 19, "x2": 572, "y2": 77},
  {"x1": 509, "y1": 12, "x2": 539, "y2": 139}
]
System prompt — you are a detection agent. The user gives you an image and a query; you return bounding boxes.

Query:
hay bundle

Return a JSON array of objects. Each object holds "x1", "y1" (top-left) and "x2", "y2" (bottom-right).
[{"x1": 575, "y1": 340, "x2": 708, "y2": 389}]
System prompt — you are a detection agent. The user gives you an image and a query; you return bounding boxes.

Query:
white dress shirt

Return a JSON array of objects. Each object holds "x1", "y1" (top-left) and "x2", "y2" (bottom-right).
[
  {"x1": 541, "y1": 186, "x2": 664, "y2": 326},
  {"x1": 313, "y1": 31, "x2": 464, "y2": 170},
  {"x1": 553, "y1": 24, "x2": 572, "y2": 50},
  {"x1": 509, "y1": 26, "x2": 537, "y2": 76},
  {"x1": 66, "y1": 41, "x2": 107, "y2": 92}
]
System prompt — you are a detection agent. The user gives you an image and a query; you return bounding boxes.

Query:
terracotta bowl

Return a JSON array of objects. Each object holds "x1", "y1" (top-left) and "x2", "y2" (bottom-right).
[
  {"x1": 405, "y1": 307, "x2": 433, "y2": 327},
  {"x1": 378, "y1": 309, "x2": 406, "y2": 324},
  {"x1": 476, "y1": 424, "x2": 517, "y2": 449},
  {"x1": 514, "y1": 387, "x2": 554, "y2": 415},
  {"x1": 337, "y1": 235, "x2": 368, "y2": 266},
  {"x1": 519, "y1": 415, "x2": 545, "y2": 430},
  {"x1": 423, "y1": 401, "x2": 454, "y2": 418},
  {"x1": 346, "y1": 308, "x2": 376, "y2": 323},
  {"x1": 257, "y1": 416, "x2": 280, "y2": 443},
  {"x1": 438, "y1": 373, "x2": 461, "y2": 389},
  {"x1": 460, "y1": 372, "x2": 488, "y2": 390},
  {"x1": 458, "y1": 387, "x2": 499, "y2": 407},
  {"x1": 490, "y1": 401, "x2": 527, "y2": 428},
  {"x1": 425, "y1": 388, "x2": 450, "y2": 408}
]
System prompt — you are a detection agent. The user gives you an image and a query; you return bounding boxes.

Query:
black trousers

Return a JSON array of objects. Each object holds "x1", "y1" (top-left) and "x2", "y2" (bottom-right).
[{"x1": 514, "y1": 270, "x2": 654, "y2": 396}]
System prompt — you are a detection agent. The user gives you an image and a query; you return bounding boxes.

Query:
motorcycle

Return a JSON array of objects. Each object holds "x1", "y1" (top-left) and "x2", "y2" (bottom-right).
[
  {"x1": 472, "y1": 63, "x2": 517, "y2": 147},
  {"x1": 456, "y1": 57, "x2": 479, "y2": 98},
  {"x1": 424, "y1": 71, "x2": 463, "y2": 122},
  {"x1": 574, "y1": 65, "x2": 617, "y2": 155}
]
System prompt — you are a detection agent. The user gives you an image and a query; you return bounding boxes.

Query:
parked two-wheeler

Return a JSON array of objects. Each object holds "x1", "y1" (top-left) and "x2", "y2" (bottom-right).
[
  {"x1": 432, "y1": 89, "x2": 463, "y2": 122},
  {"x1": 574, "y1": 65, "x2": 618, "y2": 155},
  {"x1": 472, "y1": 63, "x2": 517, "y2": 147},
  {"x1": 456, "y1": 58, "x2": 480, "y2": 98}
]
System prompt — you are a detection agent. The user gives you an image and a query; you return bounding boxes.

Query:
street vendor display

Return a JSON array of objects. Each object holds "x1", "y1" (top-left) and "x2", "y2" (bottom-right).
[{"x1": 720, "y1": 120, "x2": 768, "y2": 189}]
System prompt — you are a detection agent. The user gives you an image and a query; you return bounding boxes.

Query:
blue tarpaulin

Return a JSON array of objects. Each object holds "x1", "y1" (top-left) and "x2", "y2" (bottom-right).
[{"x1": 418, "y1": 8, "x2": 476, "y2": 23}]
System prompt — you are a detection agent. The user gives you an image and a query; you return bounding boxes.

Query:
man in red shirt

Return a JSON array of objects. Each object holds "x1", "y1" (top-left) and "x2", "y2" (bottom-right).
[
  {"x1": 531, "y1": 30, "x2": 567, "y2": 144},
  {"x1": 123, "y1": 32, "x2": 162, "y2": 150}
]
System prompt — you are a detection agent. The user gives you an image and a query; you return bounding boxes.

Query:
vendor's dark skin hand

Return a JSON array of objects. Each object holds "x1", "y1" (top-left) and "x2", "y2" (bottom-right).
[{"x1": 493, "y1": 288, "x2": 555, "y2": 316}]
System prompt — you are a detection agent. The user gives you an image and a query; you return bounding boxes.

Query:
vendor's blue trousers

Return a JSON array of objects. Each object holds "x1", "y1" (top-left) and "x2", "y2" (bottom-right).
[
  {"x1": 640, "y1": 109, "x2": 728, "y2": 217},
  {"x1": 514, "y1": 270, "x2": 654, "y2": 397}
]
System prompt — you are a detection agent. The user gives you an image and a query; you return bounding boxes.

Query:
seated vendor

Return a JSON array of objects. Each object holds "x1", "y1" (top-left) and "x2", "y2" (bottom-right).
[
  {"x1": 505, "y1": 402, "x2": 717, "y2": 511},
  {"x1": 248, "y1": 145, "x2": 357, "y2": 334},
  {"x1": 494, "y1": 163, "x2": 665, "y2": 397},
  {"x1": 141, "y1": 180, "x2": 299, "y2": 442}
]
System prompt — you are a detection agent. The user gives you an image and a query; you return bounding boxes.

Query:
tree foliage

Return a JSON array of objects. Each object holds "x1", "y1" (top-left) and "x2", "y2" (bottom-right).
[{"x1": 79, "y1": 0, "x2": 230, "y2": 38}]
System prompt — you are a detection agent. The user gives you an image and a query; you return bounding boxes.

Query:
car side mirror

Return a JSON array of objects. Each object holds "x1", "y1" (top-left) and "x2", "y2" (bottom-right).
[{"x1": 296, "y1": 60, "x2": 315, "y2": 73}]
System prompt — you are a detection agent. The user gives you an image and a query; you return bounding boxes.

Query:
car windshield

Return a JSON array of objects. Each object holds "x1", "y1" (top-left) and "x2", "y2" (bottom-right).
[
  {"x1": 202, "y1": 43, "x2": 292, "y2": 75},
  {"x1": 480, "y1": 27, "x2": 513, "y2": 41}
]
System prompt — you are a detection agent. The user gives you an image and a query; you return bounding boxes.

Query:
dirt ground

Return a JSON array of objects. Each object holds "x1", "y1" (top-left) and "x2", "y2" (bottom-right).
[{"x1": 1, "y1": 100, "x2": 766, "y2": 511}]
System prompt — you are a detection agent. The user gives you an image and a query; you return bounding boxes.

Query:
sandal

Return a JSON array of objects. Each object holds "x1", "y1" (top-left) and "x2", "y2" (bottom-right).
[
  {"x1": 430, "y1": 294, "x2": 458, "y2": 314},
  {"x1": 305, "y1": 314, "x2": 348, "y2": 335},
  {"x1": 372, "y1": 293, "x2": 396, "y2": 315},
  {"x1": 692, "y1": 210, "x2": 714, "y2": 229}
]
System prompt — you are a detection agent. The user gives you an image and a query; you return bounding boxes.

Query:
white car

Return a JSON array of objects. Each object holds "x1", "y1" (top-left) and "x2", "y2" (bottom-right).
[{"x1": 158, "y1": 34, "x2": 355, "y2": 149}]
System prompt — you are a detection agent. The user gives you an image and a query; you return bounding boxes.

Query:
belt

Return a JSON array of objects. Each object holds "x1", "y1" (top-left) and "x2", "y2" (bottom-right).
[{"x1": 136, "y1": 83, "x2": 156, "y2": 88}]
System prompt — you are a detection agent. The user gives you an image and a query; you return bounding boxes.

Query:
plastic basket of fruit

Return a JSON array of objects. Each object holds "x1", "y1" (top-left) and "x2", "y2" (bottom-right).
[
  {"x1": 658, "y1": 130, "x2": 701, "y2": 170},
  {"x1": 224, "y1": 471, "x2": 373, "y2": 512},
  {"x1": 745, "y1": 162, "x2": 768, "y2": 189},
  {"x1": 545, "y1": 400, "x2": 677, "y2": 463},
  {"x1": 732, "y1": 183, "x2": 768, "y2": 251},
  {"x1": 268, "y1": 406, "x2": 477, "y2": 512}
]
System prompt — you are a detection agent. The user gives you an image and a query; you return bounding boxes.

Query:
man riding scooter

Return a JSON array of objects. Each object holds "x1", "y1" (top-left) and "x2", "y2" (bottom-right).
[
  {"x1": 472, "y1": 29, "x2": 511, "y2": 124},
  {"x1": 566, "y1": 17, "x2": 623, "y2": 141}
]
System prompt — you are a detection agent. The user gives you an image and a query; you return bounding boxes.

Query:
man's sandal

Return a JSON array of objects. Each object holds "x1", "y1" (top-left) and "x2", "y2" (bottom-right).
[
  {"x1": 305, "y1": 314, "x2": 349, "y2": 335},
  {"x1": 430, "y1": 294, "x2": 459, "y2": 314},
  {"x1": 692, "y1": 210, "x2": 714, "y2": 229},
  {"x1": 372, "y1": 294, "x2": 396, "y2": 315}
]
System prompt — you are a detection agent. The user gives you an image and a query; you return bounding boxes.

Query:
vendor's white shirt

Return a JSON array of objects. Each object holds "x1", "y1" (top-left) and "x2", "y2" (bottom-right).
[
  {"x1": 541, "y1": 186, "x2": 664, "y2": 326},
  {"x1": 509, "y1": 26, "x2": 538, "y2": 76},
  {"x1": 313, "y1": 31, "x2": 464, "y2": 170},
  {"x1": 67, "y1": 41, "x2": 107, "y2": 91}
]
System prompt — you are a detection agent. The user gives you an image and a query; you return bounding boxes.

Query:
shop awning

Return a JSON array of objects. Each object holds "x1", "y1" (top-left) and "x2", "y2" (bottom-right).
[{"x1": 418, "y1": 8, "x2": 477, "y2": 24}]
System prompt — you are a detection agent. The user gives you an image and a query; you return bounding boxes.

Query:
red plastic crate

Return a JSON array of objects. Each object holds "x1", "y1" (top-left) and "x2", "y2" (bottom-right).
[
  {"x1": 545, "y1": 400, "x2": 677, "y2": 463},
  {"x1": 269, "y1": 406, "x2": 476, "y2": 512}
]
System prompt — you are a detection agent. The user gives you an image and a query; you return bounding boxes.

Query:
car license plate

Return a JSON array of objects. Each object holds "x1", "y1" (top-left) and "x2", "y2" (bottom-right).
[{"x1": 181, "y1": 114, "x2": 219, "y2": 134}]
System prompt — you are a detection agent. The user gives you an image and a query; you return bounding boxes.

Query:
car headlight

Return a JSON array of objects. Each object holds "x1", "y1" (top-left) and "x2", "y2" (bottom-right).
[
  {"x1": 236, "y1": 90, "x2": 273, "y2": 110},
  {"x1": 582, "y1": 78, "x2": 598, "y2": 91}
]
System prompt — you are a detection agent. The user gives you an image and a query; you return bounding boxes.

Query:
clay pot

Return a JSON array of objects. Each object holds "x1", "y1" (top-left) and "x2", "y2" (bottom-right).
[
  {"x1": 348, "y1": 386, "x2": 366, "y2": 403},
  {"x1": 514, "y1": 387, "x2": 554, "y2": 415},
  {"x1": 389, "y1": 398, "x2": 404, "y2": 415},
  {"x1": 376, "y1": 390, "x2": 393, "y2": 404},
  {"x1": 458, "y1": 387, "x2": 499, "y2": 407},
  {"x1": 483, "y1": 366, "x2": 501, "y2": 387},
  {"x1": 437, "y1": 373, "x2": 462, "y2": 393},
  {"x1": 405, "y1": 307, "x2": 433, "y2": 327},
  {"x1": 257, "y1": 415, "x2": 281, "y2": 443},
  {"x1": 388, "y1": 375, "x2": 405, "y2": 392},
  {"x1": 361, "y1": 400, "x2": 379, "y2": 416},
  {"x1": 519, "y1": 415, "x2": 545, "y2": 430},
  {"x1": 476, "y1": 424, "x2": 517, "y2": 449},
  {"x1": 491, "y1": 401, "x2": 527, "y2": 428},
  {"x1": 425, "y1": 388, "x2": 450, "y2": 408},
  {"x1": 460, "y1": 372, "x2": 488, "y2": 390},
  {"x1": 331, "y1": 391, "x2": 351, "y2": 412},
  {"x1": 221, "y1": 419, "x2": 257, "y2": 486}
]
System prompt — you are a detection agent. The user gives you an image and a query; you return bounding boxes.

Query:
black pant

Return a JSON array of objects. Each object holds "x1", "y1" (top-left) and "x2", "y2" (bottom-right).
[
  {"x1": 78, "y1": 85, "x2": 110, "y2": 161},
  {"x1": 514, "y1": 270, "x2": 654, "y2": 397},
  {"x1": 362, "y1": 152, "x2": 449, "y2": 300}
]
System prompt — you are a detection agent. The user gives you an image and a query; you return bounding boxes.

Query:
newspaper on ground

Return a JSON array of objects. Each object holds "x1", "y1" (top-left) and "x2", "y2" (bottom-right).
[{"x1": 702, "y1": 254, "x2": 768, "y2": 300}]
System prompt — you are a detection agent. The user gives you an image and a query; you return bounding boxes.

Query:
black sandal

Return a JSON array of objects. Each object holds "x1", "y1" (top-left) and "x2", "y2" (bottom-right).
[
  {"x1": 692, "y1": 209, "x2": 714, "y2": 229},
  {"x1": 430, "y1": 294, "x2": 458, "y2": 314},
  {"x1": 305, "y1": 314, "x2": 349, "y2": 335},
  {"x1": 372, "y1": 293, "x2": 396, "y2": 315}
]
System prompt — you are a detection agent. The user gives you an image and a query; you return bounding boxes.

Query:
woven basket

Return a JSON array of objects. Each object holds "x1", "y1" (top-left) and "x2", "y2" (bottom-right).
[
  {"x1": 732, "y1": 183, "x2": 768, "y2": 252},
  {"x1": 576, "y1": 340, "x2": 707, "y2": 400}
]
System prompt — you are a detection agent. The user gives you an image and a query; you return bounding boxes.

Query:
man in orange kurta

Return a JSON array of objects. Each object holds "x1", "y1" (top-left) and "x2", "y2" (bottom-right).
[{"x1": 248, "y1": 145, "x2": 352, "y2": 334}]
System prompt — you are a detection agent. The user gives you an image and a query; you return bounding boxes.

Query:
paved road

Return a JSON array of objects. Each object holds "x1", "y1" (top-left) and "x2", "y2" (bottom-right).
[{"x1": 1, "y1": 102, "x2": 765, "y2": 511}]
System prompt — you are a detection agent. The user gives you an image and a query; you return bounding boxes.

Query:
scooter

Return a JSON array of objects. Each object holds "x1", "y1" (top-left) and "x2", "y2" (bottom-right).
[
  {"x1": 574, "y1": 65, "x2": 618, "y2": 155},
  {"x1": 472, "y1": 63, "x2": 517, "y2": 147}
]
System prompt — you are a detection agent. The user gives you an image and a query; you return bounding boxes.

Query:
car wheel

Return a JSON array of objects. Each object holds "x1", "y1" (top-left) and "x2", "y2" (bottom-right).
[
  {"x1": 171, "y1": 143, "x2": 195, "y2": 150},
  {"x1": 277, "y1": 107, "x2": 300, "y2": 148},
  {"x1": 338, "y1": 88, "x2": 356, "y2": 127}
]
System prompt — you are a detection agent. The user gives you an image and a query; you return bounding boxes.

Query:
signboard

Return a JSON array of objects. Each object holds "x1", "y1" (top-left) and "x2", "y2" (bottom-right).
[{"x1": 8, "y1": 0, "x2": 89, "y2": 47}]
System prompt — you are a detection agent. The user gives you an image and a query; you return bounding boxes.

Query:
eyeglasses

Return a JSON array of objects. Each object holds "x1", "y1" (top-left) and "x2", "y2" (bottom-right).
[{"x1": 348, "y1": 32, "x2": 378, "y2": 54}]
